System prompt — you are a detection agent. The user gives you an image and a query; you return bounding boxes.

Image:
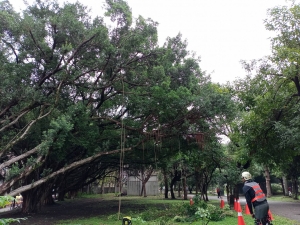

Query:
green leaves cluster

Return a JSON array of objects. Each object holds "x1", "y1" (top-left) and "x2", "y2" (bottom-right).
[{"x1": 0, "y1": 196, "x2": 26, "y2": 225}]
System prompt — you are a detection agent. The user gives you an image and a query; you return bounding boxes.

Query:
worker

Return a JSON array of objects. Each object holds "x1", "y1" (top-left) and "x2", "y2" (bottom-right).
[{"x1": 241, "y1": 171, "x2": 270, "y2": 224}]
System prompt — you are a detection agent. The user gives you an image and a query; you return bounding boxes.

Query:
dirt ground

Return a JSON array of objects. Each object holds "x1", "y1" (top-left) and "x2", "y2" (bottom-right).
[{"x1": 2, "y1": 197, "x2": 122, "y2": 225}]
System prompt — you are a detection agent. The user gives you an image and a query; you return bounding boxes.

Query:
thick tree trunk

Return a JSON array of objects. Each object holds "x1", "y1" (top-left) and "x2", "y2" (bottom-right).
[
  {"x1": 22, "y1": 192, "x2": 39, "y2": 213},
  {"x1": 164, "y1": 184, "x2": 169, "y2": 199},
  {"x1": 170, "y1": 178, "x2": 176, "y2": 199},
  {"x1": 234, "y1": 184, "x2": 239, "y2": 200},
  {"x1": 282, "y1": 176, "x2": 289, "y2": 196},
  {"x1": 21, "y1": 187, "x2": 46, "y2": 213},
  {"x1": 100, "y1": 179, "x2": 105, "y2": 194},
  {"x1": 163, "y1": 169, "x2": 169, "y2": 199},
  {"x1": 292, "y1": 178, "x2": 298, "y2": 200},
  {"x1": 44, "y1": 194, "x2": 55, "y2": 205},
  {"x1": 142, "y1": 181, "x2": 147, "y2": 197},
  {"x1": 226, "y1": 184, "x2": 230, "y2": 206},
  {"x1": 170, "y1": 170, "x2": 181, "y2": 199},
  {"x1": 114, "y1": 175, "x2": 119, "y2": 194},
  {"x1": 140, "y1": 170, "x2": 145, "y2": 197},
  {"x1": 138, "y1": 166, "x2": 153, "y2": 197},
  {"x1": 183, "y1": 176, "x2": 187, "y2": 200},
  {"x1": 67, "y1": 190, "x2": 78, "y2": 199},
  {"x1": 201, "y1": 182, "x2": 208, "y2": 201},
  {"x1": 177, "y1": 182, "x2": 181, "y2": 198},
  {"x1": 264, "y1": 166, "x2": 272, "y2": 198},
  {"x1": 57, "y1": 191, "x2": 65, "y2": 201},
  {"x1": 43, "y1": 184, "x2": 56, "y2": 206},
  {"x1": 19, "y1": 175, "x2": 55, "y2": 213},
  {"x1": 195, "y1": 170, "x2": 201, "y2": 195},
  {"x1": 86, "y1": 184, "x2": 90, "y2": 194}
]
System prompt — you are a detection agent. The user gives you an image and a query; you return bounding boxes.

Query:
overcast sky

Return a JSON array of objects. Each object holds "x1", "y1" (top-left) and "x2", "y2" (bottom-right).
[{"x1": 10, "y1": 0, "x2": 296, "y2": 83}]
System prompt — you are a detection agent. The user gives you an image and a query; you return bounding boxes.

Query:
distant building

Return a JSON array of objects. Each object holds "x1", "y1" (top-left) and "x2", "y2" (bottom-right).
[{"x1": 127, "y1": 173, "x2": 159, "y2": 196}]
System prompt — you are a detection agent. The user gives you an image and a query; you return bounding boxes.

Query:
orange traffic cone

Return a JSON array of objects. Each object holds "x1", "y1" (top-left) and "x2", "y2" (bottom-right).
[
  {"x1": 244, "y1": 204, "x2": 250, "y2": 215},
  {"x1": 220, "y1": 197, "x2": 225, "y2": 209},
  {"x1": 236, "y1": 199, "x2": 242, "y2": 213},
  {"x1": 237, "y1": 211, "x2": 246, "y2": 225},
  {"x1": 189, "y1": 198, "x2": 194, "y2": 206},
  {"x1": 268, "y1": 209, "x2": 274, "y2": 221},
  {"x1": 234, "y1": 198, "x2": 237, "y2": 211}
]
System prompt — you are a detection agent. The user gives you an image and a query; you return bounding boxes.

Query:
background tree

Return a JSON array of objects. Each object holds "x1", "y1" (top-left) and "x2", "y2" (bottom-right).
[{"x1": 226, "y1": 2, "x2": 300, "y2": 199}]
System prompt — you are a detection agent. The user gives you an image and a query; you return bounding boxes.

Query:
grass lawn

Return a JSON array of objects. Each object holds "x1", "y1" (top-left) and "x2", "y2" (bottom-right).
[
  {"x1": 55, "y1": 193, "x2": 300, "y2": 225},
  {"x1": 268, "y1": 194, "x2": 299, "y2": 202}
]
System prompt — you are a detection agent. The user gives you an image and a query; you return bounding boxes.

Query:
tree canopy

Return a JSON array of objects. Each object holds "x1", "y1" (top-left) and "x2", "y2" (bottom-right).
[{"x1": 0, "y1": 0, "x2": 234, "y2": 212}]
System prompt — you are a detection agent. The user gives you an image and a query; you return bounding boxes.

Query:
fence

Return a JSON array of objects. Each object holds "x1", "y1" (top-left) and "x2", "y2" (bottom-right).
[{"x1": 127, "y1": 181, "x2": 159, "y2": 196}]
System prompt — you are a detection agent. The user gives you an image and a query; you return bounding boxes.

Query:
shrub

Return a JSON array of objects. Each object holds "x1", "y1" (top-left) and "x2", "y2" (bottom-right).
[
  {"x1": 0, "y1": 196, "x2": 27, "y2": 225},
  {"x1": 271, "y1": 183, "x2": 283, "y2": 194},
  {"x1": 173, "y1": 215, "x2": 185, "y2": 222},
  {"x1": 185, "y1": 199, "x2": 208, "y2": 217},
  {"x1": 206, "y1": 204, "x2": 225, "y2": 221},
  {"x1": 131, "y1": 216, "x2": 146, "y2": 224},
  {"x1": 194, "y1": 207, "x2": 210, "y2": 223},
  {"x1": 222, "y1": 204, "x2": 235, "y2": 217}
]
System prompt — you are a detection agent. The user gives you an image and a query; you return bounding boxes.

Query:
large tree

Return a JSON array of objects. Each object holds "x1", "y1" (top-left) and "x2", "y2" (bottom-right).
[
  {"x1": 0, "y1": 0, "x2": 162, "y2": 212},
  {"x1": 227, "y1": 2, "x2": 300, "y2": 198},
  {"x1": 0, "y1": 0, "x2": 238, "y2": 213},
  {"x1": 1, "y1": 0, "x2": 229, "y2": 213}
]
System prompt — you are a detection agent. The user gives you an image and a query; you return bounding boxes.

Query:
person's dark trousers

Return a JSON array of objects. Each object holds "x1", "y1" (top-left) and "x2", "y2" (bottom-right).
[{"x1": 254, "y1": 201, "x2": 269, "y2": 224}]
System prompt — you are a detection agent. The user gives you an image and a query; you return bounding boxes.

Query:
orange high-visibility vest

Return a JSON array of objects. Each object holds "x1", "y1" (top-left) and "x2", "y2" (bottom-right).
[{"x1": 245, "y1": 182, "x2": 266, "y2": 203}]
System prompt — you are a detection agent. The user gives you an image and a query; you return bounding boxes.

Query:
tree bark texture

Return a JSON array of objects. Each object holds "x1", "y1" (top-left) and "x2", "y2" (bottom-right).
[
  {"x1": 282, "y1": 176, "x2": 289, "y2": 196},
  {"x1": 264, "y1": 166, "x2": 272, "y2": 198},
  {"x1": 163, "y1": 169, "x2": 169, "y2": 199}
]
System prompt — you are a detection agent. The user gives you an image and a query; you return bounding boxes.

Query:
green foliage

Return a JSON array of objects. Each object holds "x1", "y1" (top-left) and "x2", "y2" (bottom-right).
[
  {"x1": 174, "y1": 195, "x2": 227, "y2": 223},
  {"x1": 0, "y1": 0, "x2": 236, "y2": 214},
  {"x1": 194, "y1": 207, "x2": 210, "y2": 224},
  {"x1": 5, "y1": 163, "x2": 23, "y2": 181},
  {"x1": 0, "y1": 218, "x2": 26, "y2": 225},
  {"x1": 40, "y1": 168, "x2": 53, "y2": 177},
  {"x1": 229, "y1": 7, "x2": 300, "y2": 202},
  {"x1": 0, "y1": 196, "x2": 26, "y2": 225},
  {"x1": 271, "y1": 183, "x2": 283, "y2": 194},
  {"x1": 131, "y1": 216, "x2": 146, "y2": 224},
  {"x1": 25, "y1": 156, "x2": 38, "y2": 167},
  {"x1": 173, "y1": 215, "x2": 185, "y2": 222},
  {"x1": 185, "y1": 195, "x2": 208, "y2": 217},
  {"x1": 104, "y1": 0, "x2": 132, "y2": 27},
  {"x1": 106, "y1": 213, "x2": 121, "y2": 221},
  {"x1": 0, "y1": 196, "x2": 14, "y2": 208},
  {"x1": 206, "y1": 204, "x2": 225, "y2": 221}
]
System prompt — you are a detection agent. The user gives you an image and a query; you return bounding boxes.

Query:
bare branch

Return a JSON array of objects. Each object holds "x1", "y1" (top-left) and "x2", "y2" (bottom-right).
[
  {"x1": 0, "y1": 144, "x2": 42, "y2": 171},
  {"x1": 0, "y1": 155, "x2": 44, "y2": 195},
  {"x1": 0, "y1": 109, "x2": 30, "y2": 132}
]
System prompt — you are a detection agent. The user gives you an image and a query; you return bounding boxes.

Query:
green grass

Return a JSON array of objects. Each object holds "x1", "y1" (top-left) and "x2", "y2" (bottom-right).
[
  {"x1": 268, "y1": 195, "x2": 299, "y2": 202},
  {"x1": 209, "y1": 214, "x2": 300, "y2": 225},
  {"x1": 56, "y1": 214, "x2": 300, "y2": 225},
  {"x1": 56, "y1": 194, "x2": 300, "y2": 225}
]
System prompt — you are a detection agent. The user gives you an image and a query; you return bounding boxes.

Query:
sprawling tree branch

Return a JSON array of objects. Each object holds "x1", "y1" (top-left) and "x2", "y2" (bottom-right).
[{"x1": 7, "y1": 147, "x2": 132, "y2": 197}]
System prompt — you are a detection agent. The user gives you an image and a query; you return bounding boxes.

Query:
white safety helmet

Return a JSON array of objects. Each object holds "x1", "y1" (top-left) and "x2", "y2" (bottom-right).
[{"x1": 241, "y1": 171, "x2": 252, "y2": 180}]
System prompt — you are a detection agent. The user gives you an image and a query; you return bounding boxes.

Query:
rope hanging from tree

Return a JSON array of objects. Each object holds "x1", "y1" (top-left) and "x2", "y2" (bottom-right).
[{"x1": 118, "y1": 79, "x2": 126, "y2": 220}]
